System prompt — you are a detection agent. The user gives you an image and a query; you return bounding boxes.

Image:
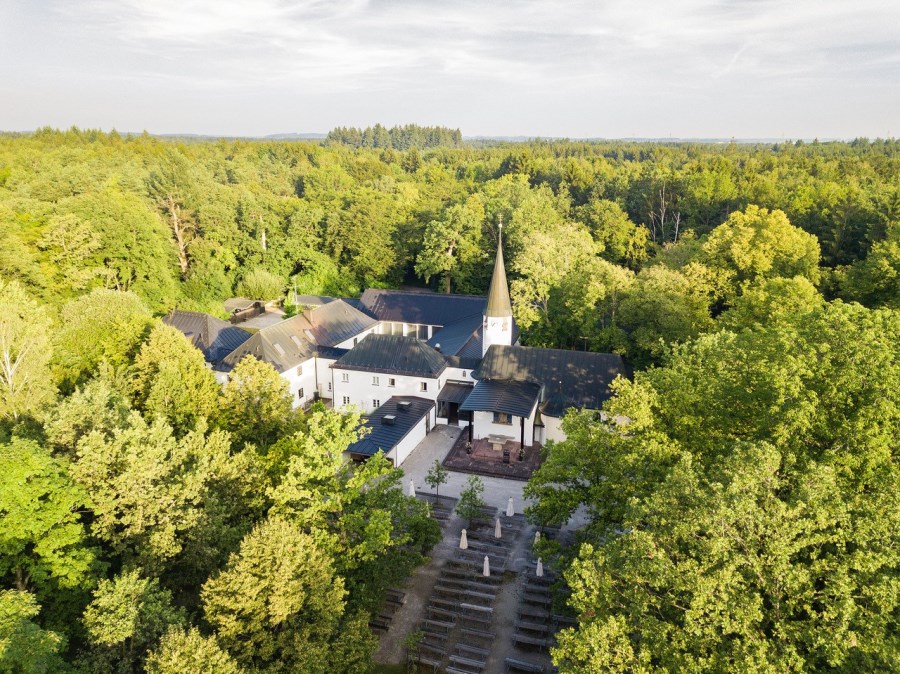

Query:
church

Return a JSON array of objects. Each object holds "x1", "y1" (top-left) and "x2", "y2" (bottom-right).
[{"x1": 165, "y1": 229, "x2": 627, "y2": 466}]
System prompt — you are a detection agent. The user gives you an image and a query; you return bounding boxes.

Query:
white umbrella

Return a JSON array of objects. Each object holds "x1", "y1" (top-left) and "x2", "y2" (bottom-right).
[
  {"x1": 482, "y1": 555, "x2": 490, "y2": 577},
  {"x1": 536, "y1": 557, "x2": 544, "y2": 577},
  {"x1": 408, "y1": 479, "x2": 415, "y2": 498},
  {"x1": 506, "y1": 497, "x2": 514, "y2": 517},
  {"x1": 494, "y1": 517, "x2": 502, "y2": 539},
  {"x1": 534, "y1": 531, "x2": 541, "y2": 545},
  {"x1": 459, "y1": 529, "x2": 468, "y2": 550}
]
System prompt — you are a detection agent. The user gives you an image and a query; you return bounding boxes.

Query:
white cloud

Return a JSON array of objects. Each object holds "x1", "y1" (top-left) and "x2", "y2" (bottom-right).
[{"x1": 1, "y1": 0, "x2": 897, "y2": 136}]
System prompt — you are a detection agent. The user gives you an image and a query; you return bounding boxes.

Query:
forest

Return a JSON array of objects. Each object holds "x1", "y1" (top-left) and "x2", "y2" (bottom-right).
[{"x1": 0, "y1": 128, "x2": 897, "y2": 672}]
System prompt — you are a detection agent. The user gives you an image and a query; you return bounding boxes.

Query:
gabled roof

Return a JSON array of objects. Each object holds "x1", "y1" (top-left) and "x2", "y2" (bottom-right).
[
  {"x1": 427, "y1": 314, "x2": 482, "y2": 357},
  {"x1": 358, "y1": 289, "x2": 486, "y2": 326},
  {"x1": 332, "y1": 334, "x2": 447, "y2": 377},
  {"x1": 163, "y1": 310, "x2": 251, "y2": 365},
  {"x1": 460, "y1": 380, "x2": 541, "y2": 418},
  {"x1": 217, "y1": 299, "x2": 375, "y2": 373},
  {"x1": 474, "y1": 345, "x2": 627, "y2": 417},
  {"x1": 485, "y1": 229, "x2": 512, "y2": 317},
  {"x1": 305, "y1": 299, "x2": 377, "y2": 347},
  {"x1": 218, "y1": 315, "x2": 317, "y2": 373},
  {"x1": 346, "y1": 396, "x2": 435, "y2": 458}
]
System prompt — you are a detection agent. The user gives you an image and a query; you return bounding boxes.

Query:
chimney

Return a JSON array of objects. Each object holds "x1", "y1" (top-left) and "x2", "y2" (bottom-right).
[
  {"x1": 398, "y1": 401, "x2": 411, "y2": 412},
  {"x1": 382, "y1": 414, "x2": 396, "y2": 425}
]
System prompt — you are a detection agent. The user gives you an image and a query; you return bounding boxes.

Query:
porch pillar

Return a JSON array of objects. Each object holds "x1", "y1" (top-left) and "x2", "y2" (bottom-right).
[{"x1": 519, "y1": 416, "x2": 525, "y2": 460}]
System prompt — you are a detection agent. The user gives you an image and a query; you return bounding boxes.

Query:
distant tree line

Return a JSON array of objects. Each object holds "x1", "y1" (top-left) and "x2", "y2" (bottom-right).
[{"x1": 326, "y1": 123, "x2": 463, "y2": 149}]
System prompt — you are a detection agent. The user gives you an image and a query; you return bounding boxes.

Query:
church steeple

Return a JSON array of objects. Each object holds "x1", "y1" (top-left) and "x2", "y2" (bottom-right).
[
  {"x1": 485, "y1": 218, "x2": 512, "y2": 317},
  {"x1": 483, "y1": 218, "x2": 513, "y2": 356}
]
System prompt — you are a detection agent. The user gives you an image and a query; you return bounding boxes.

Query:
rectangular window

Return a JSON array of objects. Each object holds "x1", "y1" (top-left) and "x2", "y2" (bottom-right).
[
  {"x1": 405, "y1": 324, "x2": 417, "y2": 338},
  {"x1": 342, "y1": 396, "x2": 351, "y2": 406},
  {"x1": 296, "y1": 364, "x2": 303, "y2": 375},
  {"x1": 388, "y1": 378, "x2": 396, "y2": 387},
  {"x1": 372, "y1": 376, "x2": 380, "y2": 386},
  {"x1": 417, "y1": 324, "x2": 429, "y2": 340},
  {"x1": 420, "y1": 382, "x2": 428, "y2": 392},
  {"x1": 298, "y1": 388, "x2": 304, "y2": 400},
  {"x1": 341, "y1": 373, "x2": 349, "y2": 383},
  {"x1": 493, "y1": 412, "x2": 512, "y2": 425},
  {"x1": 373, "y1": 399, "x2": 381, "y2": 408}
]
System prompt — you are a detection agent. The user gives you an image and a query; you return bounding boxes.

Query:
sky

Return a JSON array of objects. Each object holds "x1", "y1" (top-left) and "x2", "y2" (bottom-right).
[{"x1": 1, "y1": 0, "x2": 898, "y2": 139}]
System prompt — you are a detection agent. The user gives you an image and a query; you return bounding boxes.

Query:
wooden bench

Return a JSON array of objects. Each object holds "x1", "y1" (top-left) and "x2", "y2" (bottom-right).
[
  {"x1": 517, "y1": 605, "x2": 550, "y2": 621},
  {"x1": 455, "y1": 643, "x2": 490, "y2": 659},
  {"x1": 426, "y1": 607, "x2": 457, "y2": 622},
  {"x1": 515, "y1": 619, "x2": 551, "y2": 635},
  {"x1": 505, "y1": 657, "x2": 545, "y2": 673},
  {"x1": 458, "y1": 613, "x2": 493, "y2": 631},
  {"x1": 523, "y1": 592, "x2": 552, "y2": 608},
  {"x1": 552, "y1": 614, "x2": 577, "y2": 628},
  {"x1": 460, "y1": 602, "x2": 493, "y2": 616},
  {"x1": 460, "y1": 627, "x2": 495, "y2": 644},
  {"x1": 421, "y1": 618, "x2": 455, "y2": 634},
  {"x1": 449, "y1": 654, "x2": 486, "y2": 671},
  {"x1": 513, "y1": 632, "x2": 551, "y2": 650},
  {"x1": 428, "y1": 598, "x2": 461, "y2": 613},
  {"x1": 415, "y1": 654, "x2": 443, "y2": 671}
]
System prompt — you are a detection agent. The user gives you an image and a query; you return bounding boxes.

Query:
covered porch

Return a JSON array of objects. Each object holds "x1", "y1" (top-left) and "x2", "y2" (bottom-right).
[{"x1": 441, "y1": 429, "x2": 543, "y2": 481}]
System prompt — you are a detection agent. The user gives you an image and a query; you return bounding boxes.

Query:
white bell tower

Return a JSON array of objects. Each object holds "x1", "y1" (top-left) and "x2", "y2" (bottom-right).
[{"x1": 483, "y1": 218, "x2": 513, "y2": 357}]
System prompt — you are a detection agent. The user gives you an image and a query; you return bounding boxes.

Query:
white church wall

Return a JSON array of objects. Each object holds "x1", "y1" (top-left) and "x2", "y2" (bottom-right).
[
  {"x1": 542, "y1": 415, "x2": 566, "y2": 444},
  {"x1": 280, "y1": 358, "x2": 318, "y2": 409},
  {"x1": 333, "y1": 325, "x2": 379, "y2": 350},
  {"x1": 332, "y1": 367, "x2": 442, "y2": 414},
  {"x1": 387, "y1": 407, "x2": 435, "y2": 467}
]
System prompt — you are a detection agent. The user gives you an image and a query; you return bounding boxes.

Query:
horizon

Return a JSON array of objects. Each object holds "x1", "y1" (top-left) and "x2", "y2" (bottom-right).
[{"x1": 1, "y1": 1, "x2": 898, "y2": 139}]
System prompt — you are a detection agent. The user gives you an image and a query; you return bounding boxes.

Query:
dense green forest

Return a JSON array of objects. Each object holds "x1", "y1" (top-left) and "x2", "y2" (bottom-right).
[{"x1": 0, "y1": 129, "x2": 897, "y2": 672}]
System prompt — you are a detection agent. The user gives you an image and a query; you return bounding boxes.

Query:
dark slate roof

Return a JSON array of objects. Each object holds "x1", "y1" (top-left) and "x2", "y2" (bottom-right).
[
  {"x1": 485, "y1": 230, "x2": 512, "y2": 317},
  {"x1": 218, "y1": 315, "x2": 317, "y2": 373},
  {"x1": 163, "y1": 310, "x2": 251, "y2": 365},
  {"x1": 446, "y1": 355, "x2": 483, "y2": 371},
  {"x1": 332, "y1": 334, "x2": 447, "y2": 377},
  {"x1": 292, "y1": 293, "x2": 336, "y2": 308},
  {"x1": 460, "y1": 380, "x2": 541, "y2": 418},
  {"x1": 305, "y1": 299, "x2": 377, "y2": 347},
  {"x1": 316, "y1": 346, "x2": 350, "y2": 360},
  {"x1": 346, "y1": 396, "x2": 435, "y2": 458},
  {"x1": 474, "y1": 345, "x2": 627, "y2": 417},
  {"x1": 427, "y1": 314, "x2": 482, "y2": 356},
  {"x1": 358, "y1": 289, "x2": 486, "y2": 326},
  {"x1": 437, "y1": 382, "x2": 475, "y2": 404}
]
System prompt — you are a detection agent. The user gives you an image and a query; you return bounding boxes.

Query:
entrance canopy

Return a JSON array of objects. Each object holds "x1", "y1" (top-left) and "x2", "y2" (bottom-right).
[
  {"x1": 437, "y1": 382, "x2": 474, "y2": 404},
  {"x1": 460, "y1": 380, "x2": 541, "y2": 418}
]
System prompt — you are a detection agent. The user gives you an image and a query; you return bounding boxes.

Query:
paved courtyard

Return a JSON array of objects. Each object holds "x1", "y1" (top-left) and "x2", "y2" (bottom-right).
[{"x1": 399, "y1": 425, "x2": 534, "y2": 513}]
